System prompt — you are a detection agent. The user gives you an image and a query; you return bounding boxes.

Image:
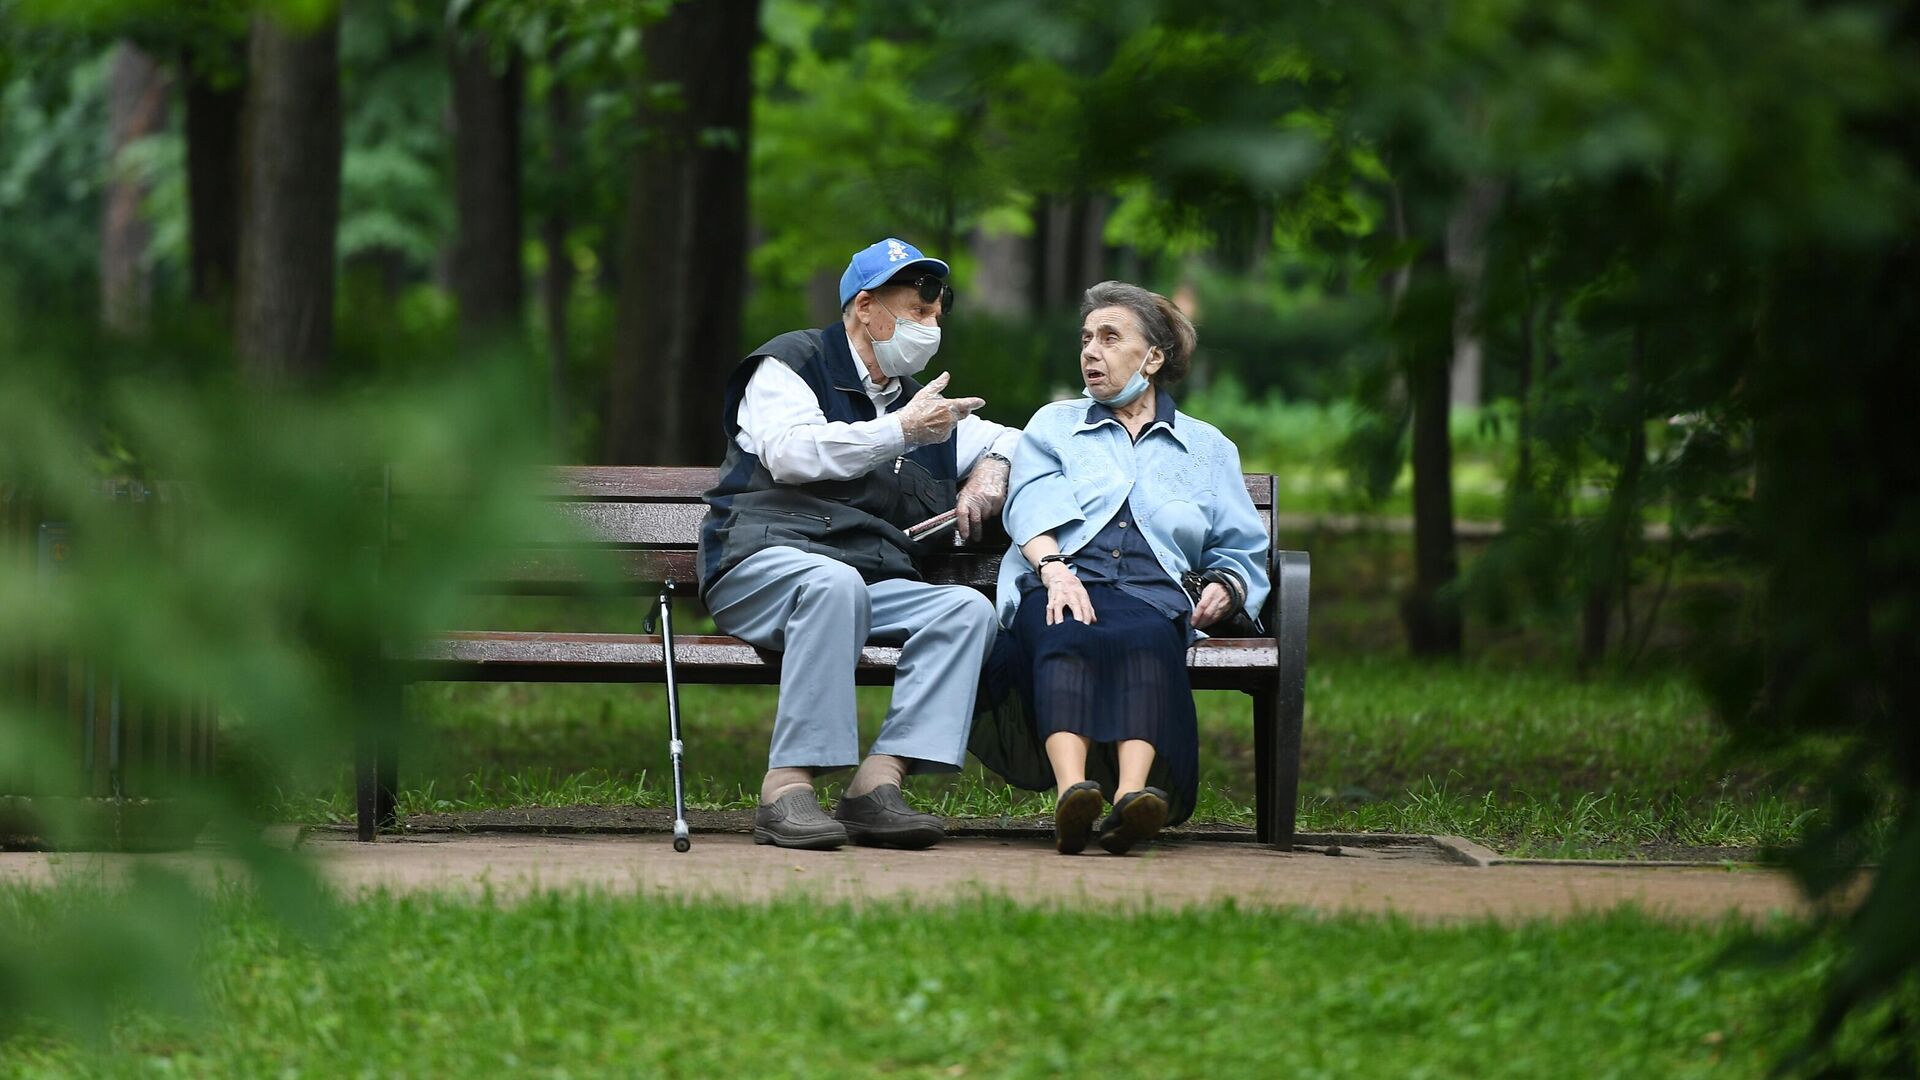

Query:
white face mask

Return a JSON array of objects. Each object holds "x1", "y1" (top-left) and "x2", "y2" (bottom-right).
[{"x1": 868, "y1": 301, "x2": 942, "y2": 377}]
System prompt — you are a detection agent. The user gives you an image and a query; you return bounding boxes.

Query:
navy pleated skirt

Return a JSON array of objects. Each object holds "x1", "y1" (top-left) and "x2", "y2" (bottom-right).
[{"x1": 971, "y1": 580, "x2": 1200, "y2": 825}]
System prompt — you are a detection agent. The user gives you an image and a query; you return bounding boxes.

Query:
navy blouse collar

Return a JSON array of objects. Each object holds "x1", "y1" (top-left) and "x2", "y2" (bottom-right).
[{"x1": 1082, "y1": 387, "x2": 1184, "y2": 445}]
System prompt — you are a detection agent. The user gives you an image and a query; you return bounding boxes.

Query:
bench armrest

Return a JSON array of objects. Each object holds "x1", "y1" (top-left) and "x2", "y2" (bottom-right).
[{"x1": 1273, "y1": 549, "x2": 1309, "y2": 682}]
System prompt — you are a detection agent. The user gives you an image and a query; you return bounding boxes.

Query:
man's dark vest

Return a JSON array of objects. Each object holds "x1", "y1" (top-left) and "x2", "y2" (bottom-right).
[{"x1": 697, "y1": 322, "x2": 959, "y2": 599}]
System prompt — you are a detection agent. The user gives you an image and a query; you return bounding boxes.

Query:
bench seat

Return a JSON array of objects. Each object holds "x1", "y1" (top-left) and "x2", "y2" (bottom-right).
[{"x1": 391, "y1": 631, "x2": 1282, "y2": 691}]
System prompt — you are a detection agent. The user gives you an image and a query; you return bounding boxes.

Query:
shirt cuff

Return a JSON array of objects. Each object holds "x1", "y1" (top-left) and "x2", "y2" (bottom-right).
[{"x1": 875, "y1": 414, "x2": 907, "y2": 462}]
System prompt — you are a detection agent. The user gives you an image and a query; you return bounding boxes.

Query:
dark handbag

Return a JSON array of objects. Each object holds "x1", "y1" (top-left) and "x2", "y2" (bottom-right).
[{"x1": 1180, "y1": 568, "x2": 1261, "y2": 637}]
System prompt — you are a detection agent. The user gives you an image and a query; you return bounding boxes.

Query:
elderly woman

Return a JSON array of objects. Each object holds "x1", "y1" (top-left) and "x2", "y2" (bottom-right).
[{"x1": 973, "y1": 281, "x2": 1270, "y2": 855}]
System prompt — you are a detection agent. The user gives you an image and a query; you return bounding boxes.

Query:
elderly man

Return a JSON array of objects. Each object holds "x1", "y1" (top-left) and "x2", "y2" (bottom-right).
[{"x1": 697, "y1": 238, "x2": 1016, "y2": 851}]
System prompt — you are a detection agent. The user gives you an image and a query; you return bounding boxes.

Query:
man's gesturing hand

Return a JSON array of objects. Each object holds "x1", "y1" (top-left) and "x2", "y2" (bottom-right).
[
  {"x1": 953, "y1": 454, "x2": 1010, "y2": 542},
  {"x1": 897, "y1": 372, "x2": 985, "y2": 448}
]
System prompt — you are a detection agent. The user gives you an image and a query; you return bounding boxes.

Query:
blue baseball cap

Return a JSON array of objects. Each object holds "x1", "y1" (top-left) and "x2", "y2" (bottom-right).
[{"x1": 838, "y1": 237, "x2": 950, "y2": 308}]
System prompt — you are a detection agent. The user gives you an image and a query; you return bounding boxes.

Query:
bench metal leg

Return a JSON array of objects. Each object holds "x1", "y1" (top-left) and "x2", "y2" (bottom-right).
[
  {"x1": 376, "y1": 694, "x2": 399, "y2": 830},
  {"x1": 1258, "y1": 550, "x2": 1311, "y2": 850},
  {"x1": 354, "y1": 675, "x2": 402, "y2": 842},
  {"x1": 354, "y1": 727, "x2": 378, "y2": 842},
  {"x1": 1254, "y1": 684, "x2": 1300, "y2": 849},
  {"x1": 1254, "y1": 689, "x2": 1273, "y2": 844}
]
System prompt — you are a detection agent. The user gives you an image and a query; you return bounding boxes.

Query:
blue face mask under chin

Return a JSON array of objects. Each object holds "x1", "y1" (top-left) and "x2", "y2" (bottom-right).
[{"x1": 1084, "y1": 352, "x2": 1155, "y2": 407}]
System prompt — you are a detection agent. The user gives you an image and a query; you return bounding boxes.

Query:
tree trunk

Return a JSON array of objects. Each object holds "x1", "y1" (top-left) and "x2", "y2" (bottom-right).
[
  {"x1": 1028, "y1": 195, "x2": 1107, "y2": 312},
  {"x1": 1405, "y1": 328, "x2": 1464, "y2": 656},
  {"x1": 541, "y1": 52, "x2": 575, "y2": 457},
  {"x1": 1444, "y1": 179, "x2": 1501, "y2": 408},
  {"x1": 803, "y1": 269, "x2": 839, "y2": 327},
  {"x1": 1579, "y1": 586, "x2": 1611, "y2": 670},
  {"x1": 605, "y1": 0, "x2": 760, "y2": 465},
  {"x1": 101, "y1": 41, "x2": 169, "y2": 334},
  {"x1": 1027, "y1": 199, "x2": 1048, "y2": 314},
  {"x1": 1248, "y1": 205, "x2": 1274, "y2": 274},
  {"x1": 1403, "y1": 239, "x2": 1463, "y2": 658},
  {"x1": 234, "y1": 12, "x2": 342, "y2": 382},
  {"x1": 183, "y1": 41, "x2": 245, "y2": 311},
  {"x1": 1515, "y1": 282, "x2": 1537, "y2": 495},
  {"x1": 450, "y1": 20, "x2": 525, "y2": 336},
  {"x1": 968, "y1": 226, "x2": 1031, "y2": 317},
  {"x1": 1036, "y1": 196, "x2": 1071, "y2": 311},
  {"x1": 1580, "y1": 323, "x2": 1648, "y2": 671},
  {"x1": 1063, "y1": 195, "x2": 1103, "y2": 300}
]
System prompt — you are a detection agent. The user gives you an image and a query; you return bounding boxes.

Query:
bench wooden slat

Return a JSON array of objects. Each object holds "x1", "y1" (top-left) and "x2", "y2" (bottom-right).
[
  {"x1": 391, "y1": 631, "x2": 1279, "y2": 691},
  {"x1": 465, "y1": 549, "x2": 702, "y2": 592},
  {"x1": 386, "y1": 466, "x2": 722, "y2": 501},
  {"x1": 462, "y1": 549, "x2": 1010, "y2": 593},
  {"x1": 401, "y1": 501, "x2": 1270, "y2": 552},
  {"x1": 537, "y1": 466, "x2": 721, "y2": 500},
  {"x1": 386, "y1": 501, "x2": 708, "y2": 547},
  {"x1": 456, "y1": 545, "x2": 1276, "y2": 595},
  {"x1": 544, "y1": 501, "x2": 707, "y2": 545},
  {"x1": 392, "y1": 466, "x2": 1275, "y2": 507}
]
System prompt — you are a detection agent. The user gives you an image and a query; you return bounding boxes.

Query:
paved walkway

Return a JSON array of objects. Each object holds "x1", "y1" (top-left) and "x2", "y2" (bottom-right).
[{"x1": 0, "y1": 831, "x2": 1825, "y2": 922}]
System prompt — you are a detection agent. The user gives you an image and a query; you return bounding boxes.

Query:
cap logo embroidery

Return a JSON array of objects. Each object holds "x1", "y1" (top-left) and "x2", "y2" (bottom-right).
[{"x1": 886, "y1": 240, "x2": 909, "y2": 262}]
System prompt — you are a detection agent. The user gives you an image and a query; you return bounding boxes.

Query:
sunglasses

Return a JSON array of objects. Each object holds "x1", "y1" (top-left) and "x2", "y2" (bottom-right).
[{"x1": 880, "y1": 273, "x2": 955, "y2": 313}]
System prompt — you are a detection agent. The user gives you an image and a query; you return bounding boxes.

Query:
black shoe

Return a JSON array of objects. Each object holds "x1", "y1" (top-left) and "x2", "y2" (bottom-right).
[
  {"x1": 1054, "y1": 781, "x2": 1105, "y2": 855},
  {"x1": 753, "y1": 789, "x2": 847, "y2": 850},
  {"x1": 833, "y1": 784, "x2": 945, "y2": 850},
  {"x1": 1097, "y1": 787, "x2": 1170, "y2": 855}
]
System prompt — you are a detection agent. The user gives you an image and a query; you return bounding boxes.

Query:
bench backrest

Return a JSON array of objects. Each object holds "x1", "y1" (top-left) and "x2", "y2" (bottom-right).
[{"x1": 398, "y1": 466, "x2": 1277, "y2": 606}]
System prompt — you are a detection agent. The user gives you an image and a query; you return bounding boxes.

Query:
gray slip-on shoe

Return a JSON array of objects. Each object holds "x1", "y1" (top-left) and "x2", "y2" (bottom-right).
[
  {"x1": 754, "y1": 789, "x2": 847, "y2": 851},
  {"x1": 1053, "y1": 781, "x2": 1106, "y2": 855},
  {"x1": 832, "y1": 784, "x2": 945, "y2": 850},
  {"x1": 1097, "y1": 787, "x2": 1170, "y2": 855}
]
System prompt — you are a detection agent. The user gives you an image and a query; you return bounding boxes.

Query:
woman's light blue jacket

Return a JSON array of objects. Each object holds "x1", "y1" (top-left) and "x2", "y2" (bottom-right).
[{"x1": 996, "y1": 395, "x2": 1271, "y2": 641}]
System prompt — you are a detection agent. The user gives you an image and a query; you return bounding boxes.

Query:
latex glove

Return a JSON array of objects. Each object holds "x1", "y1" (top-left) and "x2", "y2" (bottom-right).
[
  {"x1": 953, "y1": 455, "x2": 1010, "y2": 542},
  {"x1": 1191, "y1": 582, "x2": 1233, "y2": 629},
  {"x1": 897, "y1": 372, "x2": 985, "y2": 449},
  {"x1": 1042, "y1": 561, "x2": 1096, "y2": 625}
]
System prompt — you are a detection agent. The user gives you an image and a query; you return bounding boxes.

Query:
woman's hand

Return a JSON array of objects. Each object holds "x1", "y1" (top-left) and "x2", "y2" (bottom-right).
[
  {"x1": 1041, "y1": 562, "x2": 1096, "y2": 625},
  {"x1": 1191, "y1": 582, "x2": 1233, "y2": 629}
]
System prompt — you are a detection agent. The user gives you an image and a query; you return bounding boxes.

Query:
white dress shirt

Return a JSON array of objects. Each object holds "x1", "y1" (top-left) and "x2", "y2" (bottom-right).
[{"x1": 734, "y1": 355, "x2": 1019, "y2": 485}]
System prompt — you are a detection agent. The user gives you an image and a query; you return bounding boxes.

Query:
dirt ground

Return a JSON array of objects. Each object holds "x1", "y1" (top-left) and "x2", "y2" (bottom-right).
[{"x1": 0, "y1": 825, "x2": 1828, "y2": 923}]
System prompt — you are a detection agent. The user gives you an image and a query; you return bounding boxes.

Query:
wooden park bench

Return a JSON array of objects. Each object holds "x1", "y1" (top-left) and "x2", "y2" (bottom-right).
[{"x1": 361, "y1": 467, "x2": 1310, "y2": 847}]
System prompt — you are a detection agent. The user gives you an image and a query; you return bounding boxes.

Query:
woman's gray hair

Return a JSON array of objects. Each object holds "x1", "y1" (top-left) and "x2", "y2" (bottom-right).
[{"x1": 1080, "y1": 280, "x2": 1199, "y2": 386}]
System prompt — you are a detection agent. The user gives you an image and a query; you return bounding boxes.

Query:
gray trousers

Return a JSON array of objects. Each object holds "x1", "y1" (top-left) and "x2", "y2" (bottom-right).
[{"x1": 706, "y1": 545, "x2": 998, "y2": 774}]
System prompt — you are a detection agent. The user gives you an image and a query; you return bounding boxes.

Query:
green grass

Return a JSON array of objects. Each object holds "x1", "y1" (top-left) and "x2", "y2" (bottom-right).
[
  {"x1": 1290, "y1": 654, "x2": 1725, "y2": 798},
  {"x1": 267, "y1": 654, "x2": 1813, "y2": 859},
  {"x1": 252, "y1": 526, "x2": 1810, "y2": 860},
  {"x1": 0, "y1": 890, "x2": 1864, "y2": 1077},
  {"x1": 1302, "y1": 782, "x2": 1815, "y2": 859}
]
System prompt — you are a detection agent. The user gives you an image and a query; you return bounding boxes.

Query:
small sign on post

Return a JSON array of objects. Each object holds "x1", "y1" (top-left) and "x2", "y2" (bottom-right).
[{"x1": 37, "y1": 521, "x2": 71, "y2": 581}]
